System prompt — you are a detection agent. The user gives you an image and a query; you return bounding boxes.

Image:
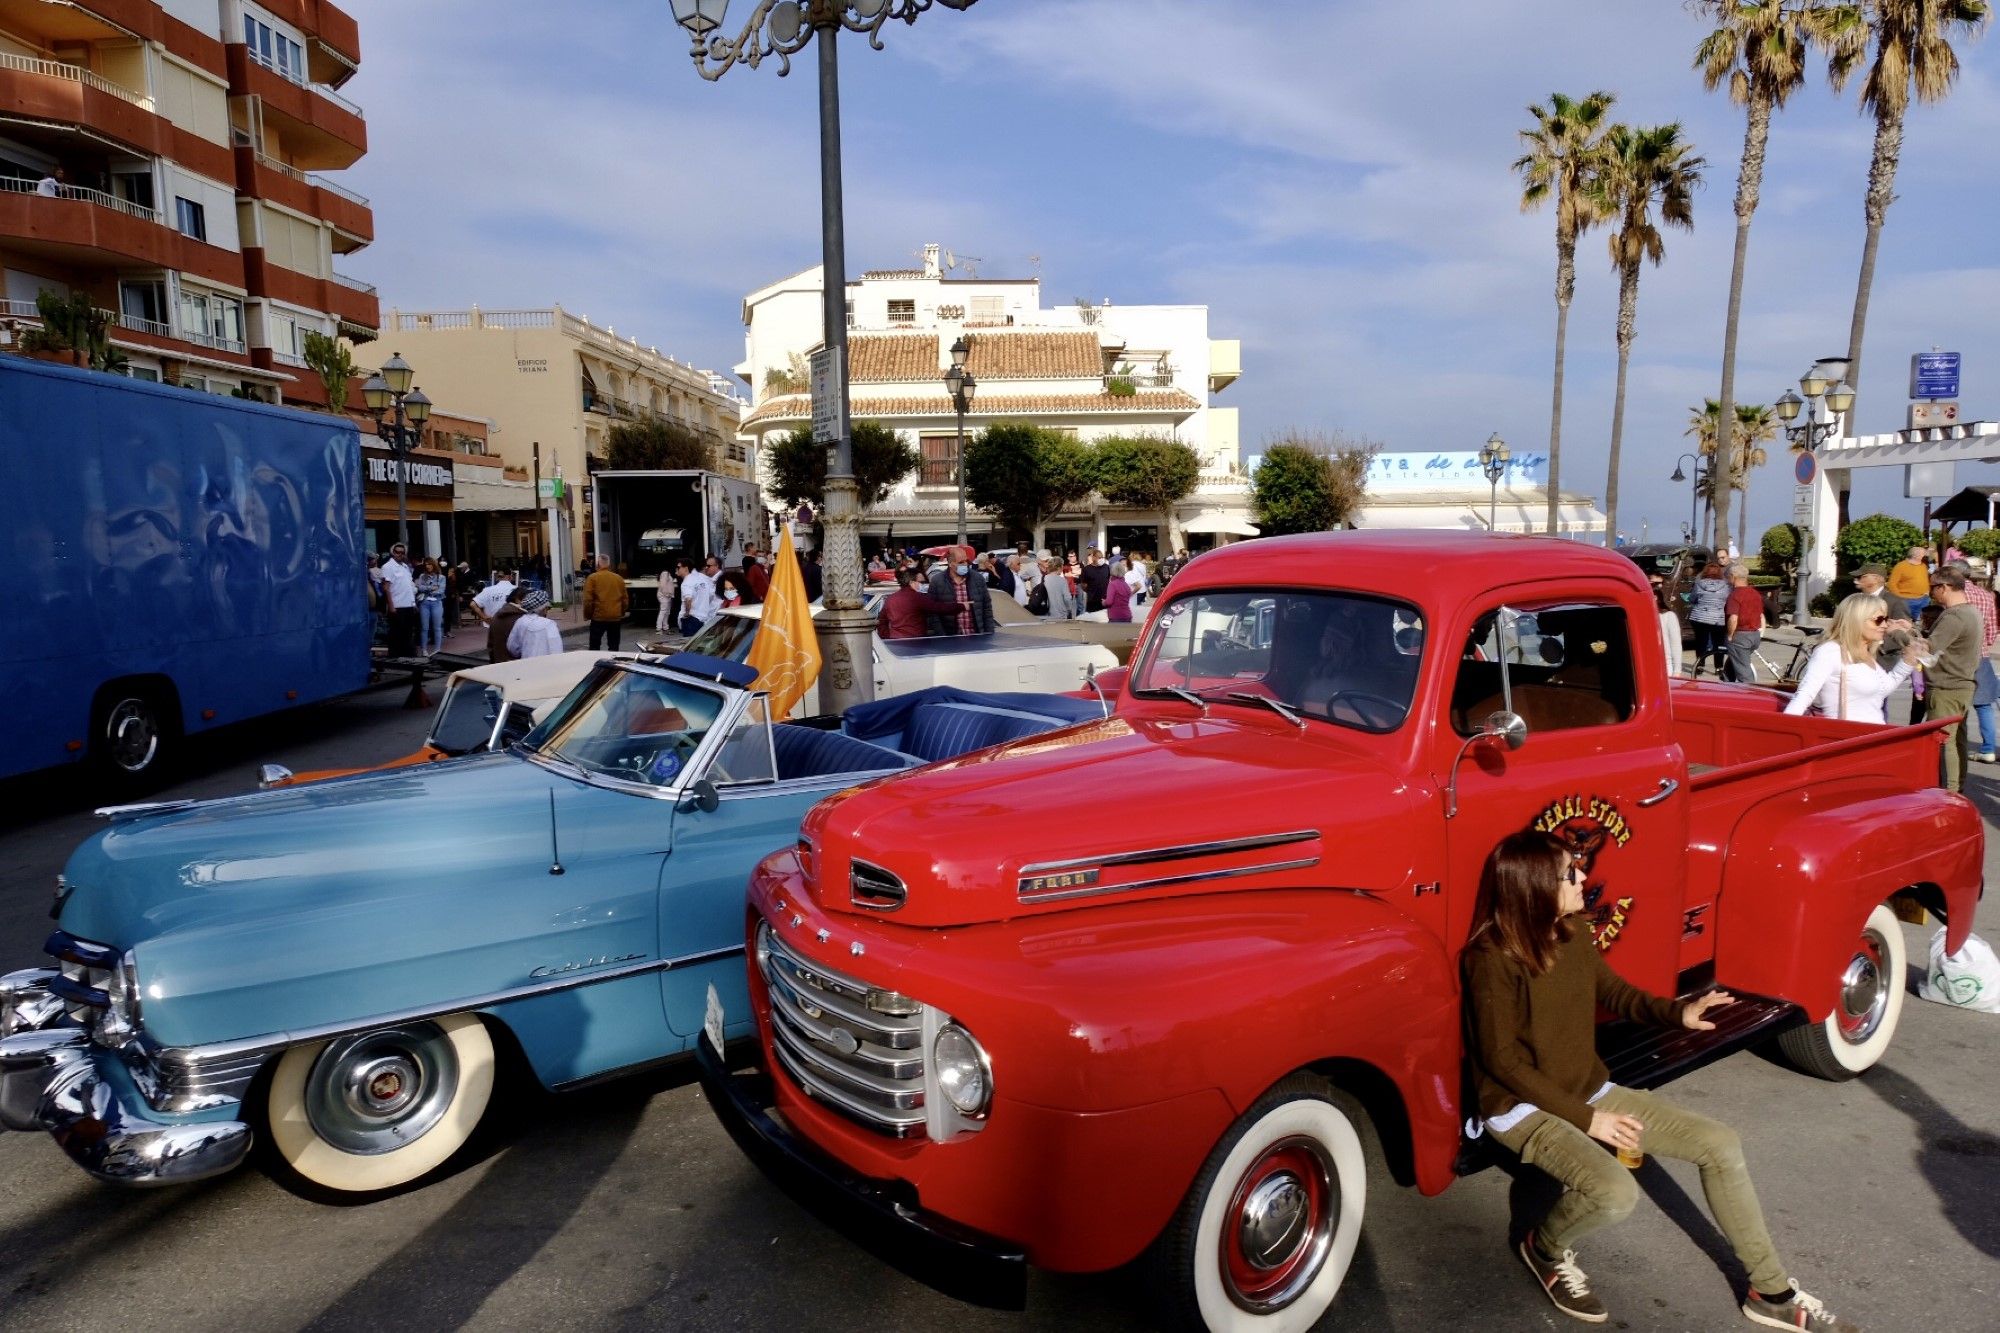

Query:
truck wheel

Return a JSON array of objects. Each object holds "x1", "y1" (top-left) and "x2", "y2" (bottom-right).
[
  {"x1": 1149, "y1": 1075, "x2": 1367, "y2": 1333},
  {"x1": 265, "y1": 1013, "x2": 494, "y2": 1195},
  {"x1": 1774, "y1": 904, "x2": 1907, "y2": 1080}
]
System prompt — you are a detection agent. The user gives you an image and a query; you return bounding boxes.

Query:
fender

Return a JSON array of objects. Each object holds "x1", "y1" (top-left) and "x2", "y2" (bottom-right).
[
  {"x1": 770, "y1": 878, "x2": 1466, "y2": 1269},
  {"x1": 1714, "y1": 785, "x2": 1982, "y2": 1018}
]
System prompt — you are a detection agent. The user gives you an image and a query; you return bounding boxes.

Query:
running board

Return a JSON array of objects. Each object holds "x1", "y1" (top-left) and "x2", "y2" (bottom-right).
[
  {"x1": 1597, "y1": 991, "x2": 1801, "y2": 1090},
  {"x1": 1454, "y1": 991, "x2": 1801, "y2": 1177}
]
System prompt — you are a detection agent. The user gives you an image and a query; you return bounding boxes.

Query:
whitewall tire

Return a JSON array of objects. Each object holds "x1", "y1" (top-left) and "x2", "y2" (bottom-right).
[
  {"x1": 266, "y1": 1012, "x2": 495, "y2": 1194},
  {"x1": 1152, "y1": 1075, "x2": 1368, "y2": 1333},
  {"x1": 1776, "y1": 903, "x2": 1907, "y2": 1080}
]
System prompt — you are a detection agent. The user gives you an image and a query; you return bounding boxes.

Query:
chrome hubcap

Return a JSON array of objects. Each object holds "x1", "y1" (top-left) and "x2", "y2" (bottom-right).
[
  {"x1": 105, "y1": 700, "x2": 158, "y2": 773},
  {"x1": 1837, "y1": 929, "x2": 1890, "y2": 1045},
  {"x1": 1221, "y1": 1134, "x2": 1337, "y2": 1313},
  {"x1": 303, "y1": 1023, "x2": 459, "y2": 1155}
]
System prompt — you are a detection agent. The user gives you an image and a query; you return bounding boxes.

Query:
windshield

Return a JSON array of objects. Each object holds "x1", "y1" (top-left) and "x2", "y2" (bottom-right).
[
  {"x1": 685, "y1": 612, "x2": 760, "y2": 665},
  {"x1": 428, "y1": 679, "x2": 506, "y2": 756},
  {"x1": 1131, "y1": 588, "x2": 1424, "y2": 732},
  {"x1": 523, "y1": 665, "x2": 729, "y2": 788}
]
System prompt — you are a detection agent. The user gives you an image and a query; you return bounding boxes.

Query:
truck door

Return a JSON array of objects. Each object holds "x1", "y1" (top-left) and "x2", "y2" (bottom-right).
[{"x1": 1434, "y1": 583, "x2": 1690, "y2": 997}]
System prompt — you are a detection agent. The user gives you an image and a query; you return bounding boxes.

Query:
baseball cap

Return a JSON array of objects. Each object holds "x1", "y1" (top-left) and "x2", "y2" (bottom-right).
[
  {"x1": 1857, "y1": 563, "x2": 1887, "y2": 579},
  {"x1": 521, "y1": 590, "x2": 551, "y2": 613}
]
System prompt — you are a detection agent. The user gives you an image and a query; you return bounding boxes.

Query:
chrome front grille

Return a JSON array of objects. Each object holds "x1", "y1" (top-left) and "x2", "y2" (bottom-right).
[{"x1": 756, "y1": 920, "x2": 927, "y2": 1136}]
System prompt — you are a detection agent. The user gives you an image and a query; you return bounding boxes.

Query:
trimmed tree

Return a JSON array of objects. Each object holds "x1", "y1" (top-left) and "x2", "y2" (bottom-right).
[
  {"x1": 963, "y1": 422, "x2": 1096, "y2": 552},
  {"x1": 764, "y1": 421, "x2": 919, "y2": 509},
  {"x1": 1759, "y1": 521, "x2": 1803, "y2": 589},
  {"x1": 605, "y1": 418, "x2": 713, "y2": 471},
  {"x1": 302, "y1": 331, "x2": 356, "y2": 413},
  {"x1": 1954, "y1": 527, "x2": 2000, "y2": 563},
  {"x1": 1251, "y1": 432, "x2": 1380, "y2": 536},
  {"x1": 1833, "y1": 512, "x2": 1922, "y2": 572},
  {"x1": 1091, "y1": 434, "x2": 1202, "y2": 553}
]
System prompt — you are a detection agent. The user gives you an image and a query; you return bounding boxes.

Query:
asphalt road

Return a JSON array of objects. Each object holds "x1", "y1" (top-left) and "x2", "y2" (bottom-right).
[{"x1": 1, "y1": 691, "x2": 1996, "y2": 1332}]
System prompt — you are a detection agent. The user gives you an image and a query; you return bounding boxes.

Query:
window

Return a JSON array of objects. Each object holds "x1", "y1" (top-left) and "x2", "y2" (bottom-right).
[
  {"x1": 174, "y1": 196, "x2": 206, "y2": 241},
  {"x1": 1450, "y1": 604, "x2": 1636, "y2": 736},
  {"x1": 243, "y1": 14, "x2": 306, "y2": 85},
  {"x1": 120, "y1": 281, "x2": 168, "y2": 329},
  {"x1": 124, "y1": 366, "x2": 161, "y2": 383},
  {"x1": 178, "y1": 287, "x2": 244, "y2": 350},
  {"x1": 919, "y1": 434, "x2": 956, "y2": 486},
  {"x1": 887, "y1": 299, "x2": 916, "y2": 327},
  {"x1": 1131, "y1": 589, "x2": 1424, "y2": 732},
  {"x1": 111, "y1": 171, "x2": 154, "y2": 212}
]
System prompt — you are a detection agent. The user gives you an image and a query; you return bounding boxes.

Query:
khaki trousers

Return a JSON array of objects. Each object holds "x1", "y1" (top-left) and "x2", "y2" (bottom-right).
[
  {"x1": 1489, "y1": 1085, "x2": 1789, "y2": 1293},
  {"x1": 1930, "y1": 685, "x2": 1974, "y2": 793}
]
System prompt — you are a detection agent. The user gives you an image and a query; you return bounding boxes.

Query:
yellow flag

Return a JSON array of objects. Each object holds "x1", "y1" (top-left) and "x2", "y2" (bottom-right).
[{"x1": 745, "y1": 525, "x2": 822, "y2": 720}]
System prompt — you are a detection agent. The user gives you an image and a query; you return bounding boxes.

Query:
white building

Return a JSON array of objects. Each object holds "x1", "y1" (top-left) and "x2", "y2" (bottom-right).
[
  {"x1": 1342, "y1": 449, "x2": 1608, "y2": 537},
  {"x1": 737, "y1": 244, "x2": 1249, "y2": 556}
]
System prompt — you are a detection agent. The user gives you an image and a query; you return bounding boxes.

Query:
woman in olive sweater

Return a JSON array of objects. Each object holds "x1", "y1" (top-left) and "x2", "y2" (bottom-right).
[{"x1": 1464, "y1": 830, "x2": 1857, "y2": 1331}]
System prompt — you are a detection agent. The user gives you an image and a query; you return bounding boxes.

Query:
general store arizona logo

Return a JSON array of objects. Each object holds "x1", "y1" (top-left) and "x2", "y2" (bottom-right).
[{"x1": 1531, "y1": 793, "x2": 1636, "y2": 952}]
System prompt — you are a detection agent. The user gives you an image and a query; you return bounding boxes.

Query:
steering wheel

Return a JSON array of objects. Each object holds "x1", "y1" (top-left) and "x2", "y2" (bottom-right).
[{"x1": 1323, "y1": 690, "x2": 1406, "y2": 730}]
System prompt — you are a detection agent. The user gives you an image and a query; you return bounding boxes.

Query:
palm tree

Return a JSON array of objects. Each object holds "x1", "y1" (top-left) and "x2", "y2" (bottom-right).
[
  {"x1": 1685, "y1": 399, "x2": 1780, "y2": 550},
  {"x1": 1598, "y1": 124, "x2": 1704, "y2": 547},
  {"x1": 1843, "y1": 0, "x2": 1989, "y2": 420},
  {"x1": 1694, "y1": 1, "x2": 1865, "y2": 555},
  {"x1": 1514, "y1": 91, "x2": 1617, "y2": 535}
]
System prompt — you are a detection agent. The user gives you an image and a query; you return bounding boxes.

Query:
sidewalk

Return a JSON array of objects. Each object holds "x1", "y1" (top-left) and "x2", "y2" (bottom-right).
[{"x1": 436, "y1": 605, "x2": 672, "y2": 659}]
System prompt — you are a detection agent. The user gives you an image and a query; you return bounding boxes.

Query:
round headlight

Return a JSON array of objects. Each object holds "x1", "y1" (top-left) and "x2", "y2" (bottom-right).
[{"x1": 933, "y1": 1023, "x2": 991, "y2": 1118}]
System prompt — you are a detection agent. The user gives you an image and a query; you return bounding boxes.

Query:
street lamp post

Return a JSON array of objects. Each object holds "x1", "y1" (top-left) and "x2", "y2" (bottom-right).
[
  {"x1": 944, "y1": 335, "x2": 976, "y2": 547},
  {"x1": 1774, "y1": 360, "x2": 1854, "y2": 453},
  {"x1": 362, "y1": 352, "x2": 432, "y2": 552},
  {"x1": 1669, "y1": 452, "x2": 1707, "y2": 546},
  {"x1": 668, "y1": 0, "x2": 980, "y2": 712},
  {"x1": 1477, "y1": 431, "x2": 1509, "y2": 532}
]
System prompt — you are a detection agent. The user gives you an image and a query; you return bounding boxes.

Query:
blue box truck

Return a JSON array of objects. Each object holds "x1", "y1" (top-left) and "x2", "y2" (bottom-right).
[{"x1": 0, "y1": 356, "x2": 371, "y2": 784}]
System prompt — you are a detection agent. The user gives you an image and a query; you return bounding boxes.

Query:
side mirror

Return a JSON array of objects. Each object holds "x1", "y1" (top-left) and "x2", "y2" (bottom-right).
[
  {"x1": 678, "y1": 778, "x2": 720, "y2": 814},
  {"x1": 1482, "y1": 710, "x2": 1529, "y2": 751},
  {"x1": 257, "y1": 764, "x2": 293, "y2": 789}
]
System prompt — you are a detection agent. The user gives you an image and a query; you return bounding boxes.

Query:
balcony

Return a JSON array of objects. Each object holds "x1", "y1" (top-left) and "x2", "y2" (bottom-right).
[
  {"x1": 0, "y1": 176, "x2": 243, "y2": 288},
  {"x1": 232, "y1": 145, "x2": 373, "y2": 249},
  {"x1": 248, "y1": 0, "x2": 362, "y2": 73},
  {"x1": 328, "y1": 270, "x2": 377, "y2": 329},
  {"x1": 226, "y1": 44, "x2": 365, "y2": 169},
  {"x1": 0, "y1": 297, "x2": 260, "y2": 371},
  {"x1": 1209, "y1": 339, "x2": 1241, "y2": 394}
]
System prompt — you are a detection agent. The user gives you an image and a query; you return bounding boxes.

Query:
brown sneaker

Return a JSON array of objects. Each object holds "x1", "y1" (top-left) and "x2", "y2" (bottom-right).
[
  {"x1": 1743, "y1": 1286, "x2": 1861, "y2": 1332},
  {"x1": 1518, "y1": 1232, "x2": 1608, "y2": 1323}
]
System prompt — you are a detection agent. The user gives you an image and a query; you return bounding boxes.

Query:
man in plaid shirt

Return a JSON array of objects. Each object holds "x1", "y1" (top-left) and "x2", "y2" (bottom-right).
[{"x1": 1944, "y1": 560, "x2": 1999, "y2": 762}]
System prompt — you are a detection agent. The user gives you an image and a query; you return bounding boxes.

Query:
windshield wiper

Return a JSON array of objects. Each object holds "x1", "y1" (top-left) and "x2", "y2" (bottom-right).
[
  {"x1": 1227, "y1": 691, "x2": 1304, "y2": 728},
  {"x1": 1137, "y1": 684, "x2": 1209, "y2": 716}
]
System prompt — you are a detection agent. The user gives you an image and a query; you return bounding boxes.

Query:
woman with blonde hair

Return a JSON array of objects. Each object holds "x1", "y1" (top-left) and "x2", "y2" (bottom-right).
[{"x1": 1782, "y1": 592, "x2": 1922, "y2": 724}]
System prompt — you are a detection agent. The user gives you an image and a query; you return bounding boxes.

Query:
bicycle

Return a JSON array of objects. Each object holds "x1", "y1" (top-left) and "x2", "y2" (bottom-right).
[{"x1": 1750, "y1": 626, "x2": 1821, "y2": 687}]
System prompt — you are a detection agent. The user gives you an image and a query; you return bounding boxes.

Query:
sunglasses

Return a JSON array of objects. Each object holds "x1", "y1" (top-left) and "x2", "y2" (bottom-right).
[
  {"x1": 1870, "y1": 615, "x2": 1890, "y2": 626},
  {"x1": 1564, "y1": 862, "x2": 1587, "y2": 883}
]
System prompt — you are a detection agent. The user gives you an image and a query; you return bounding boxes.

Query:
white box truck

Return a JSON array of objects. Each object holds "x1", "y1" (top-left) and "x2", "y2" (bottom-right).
[{"x1": 591, "y1": 469, "x2": 764, "y2": 618}]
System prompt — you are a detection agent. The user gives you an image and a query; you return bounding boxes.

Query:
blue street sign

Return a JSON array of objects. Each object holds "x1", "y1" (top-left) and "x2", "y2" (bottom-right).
[
  {"x1": 1911, "y1": 352, "x2": 1961, "y2": 399},
  {"x1": 1795, "y1": 452, "x2": 1817, "y2": 485}
]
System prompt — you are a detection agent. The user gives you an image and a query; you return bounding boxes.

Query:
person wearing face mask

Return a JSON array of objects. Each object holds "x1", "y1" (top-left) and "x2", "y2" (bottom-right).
[{"x1": 925, "y1": 543, "x2": 994, "y2": 636}]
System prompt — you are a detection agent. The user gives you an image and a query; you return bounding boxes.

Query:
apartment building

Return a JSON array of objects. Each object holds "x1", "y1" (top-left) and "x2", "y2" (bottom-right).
[
  {"x1": 377, "y1": 305, "x2": 749, "y2": 567},
  {"x1": 739, "y1": 243, "x2": 1251, "y2": 555},
  {"x1": 0, "y1": 0, "x2": 376, "y2": 402}
]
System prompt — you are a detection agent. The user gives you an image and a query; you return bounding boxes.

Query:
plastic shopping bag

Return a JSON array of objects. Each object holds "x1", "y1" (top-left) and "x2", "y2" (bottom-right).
[{"x1": 1918, "y1": 929, "x2": 2000, "y2": 1013}]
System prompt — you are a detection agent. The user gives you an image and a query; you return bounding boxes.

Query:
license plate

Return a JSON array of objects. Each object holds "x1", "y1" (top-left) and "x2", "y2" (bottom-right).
[{"x1": 703, "y1": 982, "x2": 726, "y2": 1054}]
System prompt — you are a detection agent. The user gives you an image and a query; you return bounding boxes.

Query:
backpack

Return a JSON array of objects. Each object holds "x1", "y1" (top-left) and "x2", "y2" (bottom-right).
[{"x1": 1028, "y1": 580, "x2": 1049, "y2": 615}]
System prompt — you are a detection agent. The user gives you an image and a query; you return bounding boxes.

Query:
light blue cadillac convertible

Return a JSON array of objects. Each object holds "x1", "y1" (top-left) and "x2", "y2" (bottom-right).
[{"x1": 0, "y1": 653, "x2": 1097, "y2": 1195}]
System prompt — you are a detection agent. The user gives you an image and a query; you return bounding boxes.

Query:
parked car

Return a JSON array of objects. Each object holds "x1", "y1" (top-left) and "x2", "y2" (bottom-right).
[
  {"x1": 0, "y1": 658, "x2": 1100, "y2": 1195},
  {"x1": 672, "y1": 602, "x2": 1119, "y2": 710},
  {"x1": 696, "y1": 530, "x2": 1981, "y2": 1328},
  {"x1": 258, "y1": 652, "x2": 614, "y2": 788}
]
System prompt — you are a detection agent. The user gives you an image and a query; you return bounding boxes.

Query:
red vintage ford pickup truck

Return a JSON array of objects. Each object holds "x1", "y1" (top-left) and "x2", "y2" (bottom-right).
[{"x1": 695, "y1": 531, "x2": 1983, "y2": 1332}]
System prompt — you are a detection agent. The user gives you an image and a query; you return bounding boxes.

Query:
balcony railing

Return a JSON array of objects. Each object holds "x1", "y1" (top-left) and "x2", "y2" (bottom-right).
[
  {"x1": 0, "y1": 51, "x2": 151, "y2": 107},
  {"x1": 245, "y1": 47, "x2": 363, "y2": 115},
  {"x1": 272, "y1": 349, "x2": 311, "y2": 368},
  {"x1": 116, "y1": 312, "x2": 171, "y2": 339},
  {"x1": 0, "y1": 173, "x2": 158, "y2": 222},
  {"x1": 247, "y1": 147, "x2": 369, "y2": 206},
  {"x1": 331, "y1": 272, "x2": 376, "y2": 295},
  {"x1": 179, "y1": 327, "x2": 247, "y2": 354}
]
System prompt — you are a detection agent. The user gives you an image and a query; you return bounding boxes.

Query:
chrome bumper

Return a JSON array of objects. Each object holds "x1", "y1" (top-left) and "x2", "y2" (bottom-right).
[{"x1": 0, "y1": 968, "x2": 252, "y2": 1187}]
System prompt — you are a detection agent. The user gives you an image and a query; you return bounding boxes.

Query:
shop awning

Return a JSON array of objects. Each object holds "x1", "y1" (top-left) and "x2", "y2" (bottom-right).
[{"x1": 1181, "y1": 512, "x2": 1261, "y2": 537}]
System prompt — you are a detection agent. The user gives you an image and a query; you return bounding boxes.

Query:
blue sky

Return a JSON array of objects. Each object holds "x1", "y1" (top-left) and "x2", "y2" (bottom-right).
[{"x1": 338, "y1": 0, "x2": 2000, "y2": 545}]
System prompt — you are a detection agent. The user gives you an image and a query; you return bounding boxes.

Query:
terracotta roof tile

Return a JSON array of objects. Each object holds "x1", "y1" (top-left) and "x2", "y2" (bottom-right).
[
  {"x1": 846, "y1": 329, "x2": 1105, "y2": 384},
  {"x1": 746, "y1": 388, "x2": 1199, "y2": 427}
]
